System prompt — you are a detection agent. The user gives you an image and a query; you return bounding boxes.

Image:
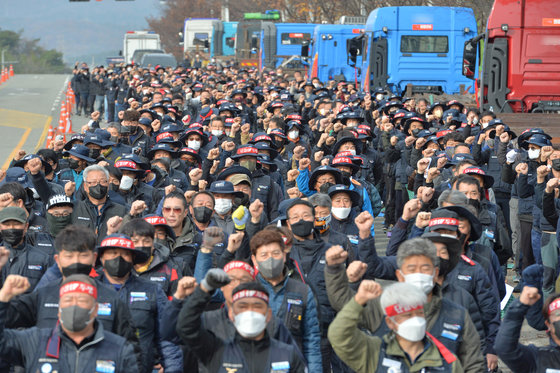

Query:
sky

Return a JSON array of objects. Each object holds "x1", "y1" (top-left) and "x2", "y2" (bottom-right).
[{"x1": 0, "y1": 0, "x2": 164, "y2": 64}]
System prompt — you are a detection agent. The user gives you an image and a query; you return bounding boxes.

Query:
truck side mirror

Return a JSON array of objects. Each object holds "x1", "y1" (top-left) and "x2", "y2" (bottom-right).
[
  {"x1": 347, "y1": 37, "x2": 360, "y2": 67},
  {"x1": 301, "y1": 40, "x2": 309, "y2": 57},
  {"x1": 251, "y1": 34, "x2": 259, "y2": 50},
  {"x1": 462, "y1": 39, "x2": 478, "y2": 79}
]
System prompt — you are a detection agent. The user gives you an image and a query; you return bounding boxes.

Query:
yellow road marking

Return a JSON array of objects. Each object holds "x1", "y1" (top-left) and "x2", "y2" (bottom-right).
[
  {"x1": 34, "y1": 116, "x2": 53, "y2": 152},
  {"x1": 2, "y1": 127, "x2": 31, "y2": 169}
]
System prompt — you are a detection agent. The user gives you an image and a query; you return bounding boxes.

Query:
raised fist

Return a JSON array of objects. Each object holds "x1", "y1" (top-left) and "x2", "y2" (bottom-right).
[
  {"x1": 346, "y1": 261, "x2": 368, "y2": 283},
  {"x1": 130, "y1": 200, "x2": 147, "y2": 216},
  {"x1": 355, "y1": 280, "x2": 382, "y2": 306},
  {"x1": 174, "y1": 276, "x2": 197, "y2": 300},
  {"x1": 201, "y1": 268, "x2": 231, "y2": 292},
  {"x1": 202, "y1": 226, "x2": 224, "y2": 249},
  {"x1": 0, "y1": 275, "x2": 30, "y2": 302},
  {"x1": 325, "y1": 245, "x2": 347, "y2": 266},
  {"x1": 519, "y1": 286, "x2": 541, "y2": 306}
]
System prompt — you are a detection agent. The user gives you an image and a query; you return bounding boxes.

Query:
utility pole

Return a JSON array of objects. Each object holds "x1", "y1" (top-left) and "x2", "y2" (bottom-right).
[{"x1": 221, "y1": 0, "x2": 230, "y2": 22}]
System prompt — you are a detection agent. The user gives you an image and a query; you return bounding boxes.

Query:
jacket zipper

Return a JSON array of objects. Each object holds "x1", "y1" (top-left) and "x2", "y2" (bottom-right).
[{"x1": 74, "y1": 335, "x2": 104, "y2": 372}]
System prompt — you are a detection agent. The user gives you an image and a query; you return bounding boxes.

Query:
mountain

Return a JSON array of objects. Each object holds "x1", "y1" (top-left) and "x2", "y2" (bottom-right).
[{"x1": 0, "y1": 0, "x2": 164, "y2": 64}]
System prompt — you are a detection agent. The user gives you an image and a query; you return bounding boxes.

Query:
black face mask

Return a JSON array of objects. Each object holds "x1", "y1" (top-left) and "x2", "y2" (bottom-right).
[
  {"x1": 61, "y1": 262, "x2": 92, "y2": 277},
  {"x1": 124, "y1": 125, "x2": 138, "y2": 135},
  {"x1": 110, "y1": 183, "x2": 120, "y2": 192},
  {"x1": 193, "y1": 206, "x2": 213, "y2": 224},
  {"x1": 467, "y1": 198, "x2": 480, "y2": 211},
  {"x1": 119, "y1": 137, "x2": 130, "y2": 145},
  {"x1": 1, "y1": 229, "x2": 24, "y2": 247},
  {"x1": 411, "y1": 129, "x2": 421, "y2": 137},
  {"x1": 184, "y1": 161, "x2": 197, "y2": 170},
  {"x1": 439, "y1": 258, "x2": 451, "y2": 278},
  {"x1": 46, "y1": 214, "x2": 72, "y2": 237},
  {"x1": 458, "y1": 232, "x2": 469, "y2": 248},
  {"x1": 133, "y1": 246, "x2": 152, "y2": 264},
  {"x1": 319, "y1": 182, "x2": 334, "y2": 194},
  {"x1": 88, "y1": 184, "x2": 108, "y2": 200},
  {"x1": 151, "y1": 166, "x2": 168, "y2": 181},
  {"x1": 552, "y1": 159, "x2": 560, "y2": 172},
  {"x1": 68, "y1": 159, "x2": 80, "y2": 170},
  {"x1": 234, "y1": 193, "x2": 251, "y2": 209},
  {"x1": 341, "y1": 170, "x2": 352, "y2": 179},
  {"x1": 89, "y1": 149, "x2": 101, "y2": 160},
  {"x1": 290, "y1": 219, "x2": 314, "y2": 238},
  {"x1": 104, "y1": 256, "x2": 133, "y2": 278}
]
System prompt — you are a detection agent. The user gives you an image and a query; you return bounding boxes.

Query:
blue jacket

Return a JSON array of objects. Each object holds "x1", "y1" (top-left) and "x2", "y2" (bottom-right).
[
  {"x1": 98, "y1": 272, "x2": 182, "y2": 373},
  {"x1": 296, "y1": 168, "x2": 376, "y2": 236},
  {"x1": 0, "y1": 302, "x2": 139, "y2": 373},
  {"x1": 495, "y1": 299, "x2": 560, "y2": 373},
  {"x1": 256, "y1": 273, "x2": 322, "y2": 372}
]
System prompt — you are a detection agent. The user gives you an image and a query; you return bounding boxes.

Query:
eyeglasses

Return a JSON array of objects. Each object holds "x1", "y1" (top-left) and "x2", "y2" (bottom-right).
[
  {"x1": 49, "y1": 211, "x2": 72, "y2": 218},
  {"x1": 288, "y1": 213, "x2": 313, "y2": 223},
  {"x1": 163, "y1": 207, "x2": 183, "y2": 214},
  {"x1": 85, "y1": 180, "x2": 109, "y2": 187}
]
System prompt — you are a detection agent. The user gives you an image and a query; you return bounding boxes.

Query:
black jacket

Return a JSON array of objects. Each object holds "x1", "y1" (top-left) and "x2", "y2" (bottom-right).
[
  {"x1": 175, "y1": 287, "x2": 306, "y2": 373},
  {"x1": 495, "y1": 299, "x2": 560, "y2": 373},
  {"x1": 0, "y1": 303, "x2": 139, "y2": 373},
  {"x1": 71, "y1": 196, "x2": 127, "y2": 244}
]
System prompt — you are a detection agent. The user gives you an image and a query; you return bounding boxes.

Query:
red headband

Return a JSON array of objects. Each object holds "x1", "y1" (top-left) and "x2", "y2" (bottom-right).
[
  {"x1": 232, "y1": 289, "x2": 269, "y2": 303},
  {"x1": 224, "y1": 261, "x2": 255, "y2": 279},
  {"x1": 100, "y1": 237, "x2": 134, "y2": 249},
  {"x1": 385, "y1": 303, "x2": 423, "y2": 317},
  {"x1": 144, "y1": 216, "x2": 168, "y2": 226},
  {"x1": 429, "y1": 218, "x2": 459, "y2": 227},
  {"x1": 549, "y1": 298, "x2": 560, "y2": 315},
  {"x1": 115, "y1": 160, "x2": 138, "y2": 170},
  {"x1": 60, "y1": 281, "x2": 97, "y2": 299}
]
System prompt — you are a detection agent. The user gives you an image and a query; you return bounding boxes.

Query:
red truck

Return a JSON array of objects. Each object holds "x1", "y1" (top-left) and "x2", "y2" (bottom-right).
[{"x1": 462, "y1": 0, "x2": 560, "y2": 113}]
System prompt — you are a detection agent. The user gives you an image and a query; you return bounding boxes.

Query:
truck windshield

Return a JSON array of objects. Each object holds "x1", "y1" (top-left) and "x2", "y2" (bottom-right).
[
  {"x1": 400, "y1": 35, "x2": 448, "y2": 53},
  {"x1": 281, "y1": 33, "x2": 311, "y2": 45}
]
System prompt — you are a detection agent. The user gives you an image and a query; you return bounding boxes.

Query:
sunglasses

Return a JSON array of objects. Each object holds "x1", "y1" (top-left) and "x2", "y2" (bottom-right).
[{"x1": 162, "y1": 207, "x2": 183, "y2": 214}]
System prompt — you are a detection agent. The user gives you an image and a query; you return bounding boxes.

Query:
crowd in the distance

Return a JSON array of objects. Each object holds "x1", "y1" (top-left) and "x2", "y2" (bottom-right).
[{"x1": 0, "y1": 61, "x2": 558, "y2": 372}]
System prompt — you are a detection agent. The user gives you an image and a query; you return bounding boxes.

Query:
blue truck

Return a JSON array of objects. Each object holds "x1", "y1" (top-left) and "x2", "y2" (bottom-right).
[
  {"x1": 349, "y1": 6, "x2": 478, "y2": 94},
  {"x1": 212, "y1": 21, "x2": 238, "y2": 58},
  {"x1": 235, "y1": 21, "x2": 316, "y2": 69},
  {"x1": 307, "y1": 24, "x2": 365, "y2": 82}
]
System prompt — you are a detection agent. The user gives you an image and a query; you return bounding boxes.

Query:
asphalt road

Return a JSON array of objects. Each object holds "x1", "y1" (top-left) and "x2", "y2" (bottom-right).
[{"x1": 0, "y1": 74, "x2": 69, "y2": 168}]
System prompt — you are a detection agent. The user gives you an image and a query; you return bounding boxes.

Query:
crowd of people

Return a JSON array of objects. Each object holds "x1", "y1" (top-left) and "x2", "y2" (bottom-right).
[{"x1": 0, "y1": 60, "x2": 558, "y2": 372}]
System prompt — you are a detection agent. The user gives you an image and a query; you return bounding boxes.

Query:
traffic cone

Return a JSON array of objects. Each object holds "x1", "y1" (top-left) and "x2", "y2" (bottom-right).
[
  {"x1": 9, "y1": 65, "x2": 13, "y2": 77},
  {"x1": 4, "y1": 68, "x2": 8, "y2": 81},
  {"x1": 46, "y1": 126, "x2": 54, "y2": 148},
  {"x1": 1, "y1": 69, "x2": 5, "y2": 83},
  {"x1": 65, "y1": 98, "x2": 72, "y2": 133},
  {"x1": 58, "y1": 102, "x2": 67, "y2": 133}
]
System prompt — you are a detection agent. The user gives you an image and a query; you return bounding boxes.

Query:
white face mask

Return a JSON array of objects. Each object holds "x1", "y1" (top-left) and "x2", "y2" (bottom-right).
[
  {"x1": 375, "y1": 94, "x2": 384, "y2": 101},
  {"x1": 347, "y1": 149, "x2": 357, "y2": 156},
  {"x1": 234, "y1": 311, "x2": 267, "y2": 338},
  {"x1": 188, "y1": 140, "x2": 201, "y2": 151},
  {"x1": 332, "y1": 207, "x2": 351, "y2": 220},
  {"x1": 528, "y1": 148, "x2": 540, "y2": 160},
  {"x1": 211, "y1": 129, "x2": 223, "y2": 137},
  {"x1": 481, "y1": 121, "x2": 489, "y2": 129},
  {"x1": 288, "y1": 130, "x2": 299, "y2": 140},
  {"x1": 402, "y1": 272, "x2": 435, "y2": 294},
  {"x1": 214, "y1": 198, "x2": 233, "y2": 215},
  {"x1": 119, "y1": 175, "x2": 135, "y2": 191},
  {"x1": 393, "y1": 316, "x2": 426, "y2": 342}
]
